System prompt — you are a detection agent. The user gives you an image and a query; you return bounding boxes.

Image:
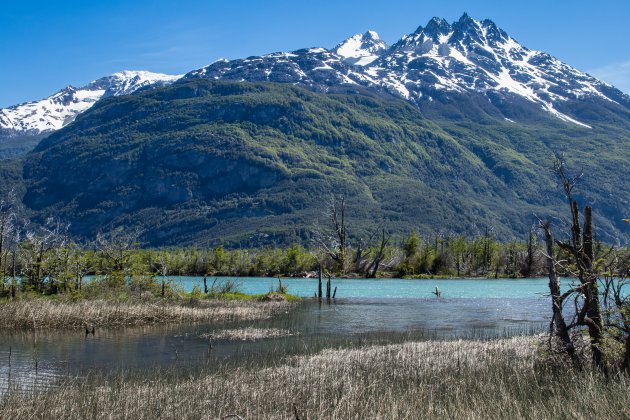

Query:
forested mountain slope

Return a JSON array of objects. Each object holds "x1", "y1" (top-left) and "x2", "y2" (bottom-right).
[{"x1": 20, "y1": 79, "x2": 629, "y2": 246}]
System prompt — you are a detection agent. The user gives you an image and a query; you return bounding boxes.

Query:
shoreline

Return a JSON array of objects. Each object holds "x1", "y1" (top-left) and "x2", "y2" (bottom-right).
[{"x1": 162, "y1": 274, "x2": 549, "y2": 280}]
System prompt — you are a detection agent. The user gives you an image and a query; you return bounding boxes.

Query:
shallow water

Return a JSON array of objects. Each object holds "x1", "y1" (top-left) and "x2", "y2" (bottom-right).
[{"x1": 0, "y1": 277, "x2": 558, "y2": 394}]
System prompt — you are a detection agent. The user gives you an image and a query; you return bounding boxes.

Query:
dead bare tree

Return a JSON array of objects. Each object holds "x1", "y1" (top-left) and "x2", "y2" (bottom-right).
[
  {"x1": 156, "y1": 251, "x2": 169, "y2": 297},
  {"x1": 95, "y1": 227, "x2": 143, "y2": 283},
  {"x1": 539, "y1": 154, "x2": 612, "y2": 371},
  {"x1": 20, "y1": 218, "x2": 68, "y2": 294},
  {"x1": 600, "y1": 247, "x2": 629, "y2": 373},
  {"x1": 352, "y1": 237, "x2": 367, "y2": 273},
  {"x1": 313, "y1": 195, "x2": 349, "y2": 274},
  {"x1": 365, "y1": 228, "x2": 391, "y2": 278},
  {"x1": 521, "y1": 226, "x2": 537, "y2": 277},
  {"x1": 538, "y1": 217, "x2": 580, "y2": 367},
  {"x1": 554, "y1": 156, "x2": 606, "y2": 369}
]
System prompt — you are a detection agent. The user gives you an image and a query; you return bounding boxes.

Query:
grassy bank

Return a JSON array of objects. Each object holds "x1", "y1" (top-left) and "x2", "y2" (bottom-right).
[
  {"x1": 0, "y1": 275, "x2": 299, "y2": 330},
  {"x1": 1, "y1": 336, "x2": 628, "y2": 419},
  {"x1": 0, "y1": 298, "x2": 292, "y2": 330}
]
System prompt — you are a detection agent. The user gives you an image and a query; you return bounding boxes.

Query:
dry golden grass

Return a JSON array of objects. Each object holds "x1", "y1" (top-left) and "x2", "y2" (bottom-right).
[
  {"x1": 1, "y1": 336, "x2": 628, "y2": 419},
  {"x1": 201, "y1": 327, "x2": 297, "y2": 341},
  {"x1": 0, "y1": 299, "x2": 291, "y2": 330}
]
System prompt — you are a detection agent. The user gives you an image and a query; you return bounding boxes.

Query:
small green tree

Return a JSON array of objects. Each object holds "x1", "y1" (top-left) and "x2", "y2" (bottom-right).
[{"x1": 398, "y1": 230, "x2": 420, "y2": 275}]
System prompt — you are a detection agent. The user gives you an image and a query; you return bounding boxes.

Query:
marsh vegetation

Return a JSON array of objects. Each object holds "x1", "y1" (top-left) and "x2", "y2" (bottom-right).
[{"x1": 1, "y1": 336, "x2": 628, "y2": 419}]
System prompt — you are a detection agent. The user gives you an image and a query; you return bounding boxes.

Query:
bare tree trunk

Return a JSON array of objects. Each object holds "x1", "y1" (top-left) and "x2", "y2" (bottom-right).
[
  {"x1": 317, "y1": 265, "x2": 322, "y2": 301},
  {"x1": 523, "y1": 227, "x2": 534, "y2": 277},
  {"x1": 35, "y1": 244, "x2": 44, "y2": 293},
  {"x1": 542, "y1": 221, "x2": 579, "y2": 366},
  {"x1": 582, "y1": 206, "x2": 605, "y2": 370},
  {"x1": 326, "y1": 273, "x2": 331, "y2": 302},
  {"x1": 366, "y1": 229, "x2": 390, "y2": 278},
  {"x1": 334, "y1": 197, "x2": 347, "y2": 273},
  {"x1": 10, "y1": 247, "x2": 17, "y2": 299},
  {"x1": 353, "y1": 239, "x2": 365, "y2": 273}
]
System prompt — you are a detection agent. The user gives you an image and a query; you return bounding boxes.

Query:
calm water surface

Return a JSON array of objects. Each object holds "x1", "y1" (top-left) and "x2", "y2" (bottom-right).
[
  {"x1": 168, "y1": 276, "x2": 556, "y2": 298},
  {"x1": 0, "y1": 277, "x2": 560, "y2": 394}
]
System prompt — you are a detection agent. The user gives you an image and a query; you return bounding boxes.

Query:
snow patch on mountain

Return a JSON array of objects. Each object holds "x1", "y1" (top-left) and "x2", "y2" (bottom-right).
[
  {"x1": 0, "y1": 71, "x2": 181, "y2": 137},
  {"x1": 334, "y1": 31, "x2": 388, "y2": 66},
  {"x1": 0, "y1": 87, "x2": 104, "y2": 133}
]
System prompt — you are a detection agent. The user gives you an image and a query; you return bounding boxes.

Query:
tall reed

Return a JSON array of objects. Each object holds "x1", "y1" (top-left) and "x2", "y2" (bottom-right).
[{"x1": 1, "y1": 336, "x2": 628, "y2": 419}]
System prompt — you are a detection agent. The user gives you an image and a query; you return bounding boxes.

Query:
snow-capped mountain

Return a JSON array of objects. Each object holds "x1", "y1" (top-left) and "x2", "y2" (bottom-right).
[
  {"x1": 334, "y1": 30, "x2": 388, "y2": 66},
  {"x1": 3, "y1": 13, "x2": 629, "y2": 143},
  {"x1": 185, "y1": 48, "x2": 376, "y2": 92},
  {"x1": 370, "y1": 14, "x2": 628, "y2": 127},
  {"x1": 0, "y1": 71, "x2": 181, "y2": 137},
  {"x1": 185, "y1": 14, "x2": 629, "y2": 128}
]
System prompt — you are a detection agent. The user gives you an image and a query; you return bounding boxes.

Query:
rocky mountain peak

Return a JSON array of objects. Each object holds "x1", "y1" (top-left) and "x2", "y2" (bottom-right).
[
  {"x1": 334, "y1": 30, "x2": 388, "y2": 66},
  {"x1": 450, "y1": 13, "x2": 486, "y2": 44},
  {"x1": 423, "y1": 17, "x2": 452, "y2": 41}
]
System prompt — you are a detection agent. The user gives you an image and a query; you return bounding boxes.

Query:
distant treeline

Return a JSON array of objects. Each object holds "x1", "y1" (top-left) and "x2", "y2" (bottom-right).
[
  {"x1": 1, "y1": 185, "x2": 627, "y2": 297},
  {"x1": 1, "y1": 222, "x2": 616, "y2": 297}
]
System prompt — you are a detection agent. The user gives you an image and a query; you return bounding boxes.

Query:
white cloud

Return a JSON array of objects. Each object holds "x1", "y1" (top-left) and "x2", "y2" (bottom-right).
[{"x1": 589, "y1": 60, "x2": 630, "y2": 95}]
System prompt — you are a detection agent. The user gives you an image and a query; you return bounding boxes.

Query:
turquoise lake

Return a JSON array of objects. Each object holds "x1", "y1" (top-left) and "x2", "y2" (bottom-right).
[{"x1": 168, "y1": 276, "x2": 561, "y2": 298}]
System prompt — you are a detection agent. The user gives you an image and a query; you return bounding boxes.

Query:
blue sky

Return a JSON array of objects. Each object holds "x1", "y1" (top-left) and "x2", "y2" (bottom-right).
[{"x1": 1, "y1": 0, "x2": 629, "y2": 107}]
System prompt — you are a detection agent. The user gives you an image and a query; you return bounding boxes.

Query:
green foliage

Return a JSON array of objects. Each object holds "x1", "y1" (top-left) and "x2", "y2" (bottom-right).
[
  {"x1": 403, "y1": 231, "x2": 419, "y2": 259},
  {"x1": 189, "y1": 284, "x2": 203, "y2": 300},
  {"x1": 209, "y1": 279, "x2": 242, "y2": 295}
]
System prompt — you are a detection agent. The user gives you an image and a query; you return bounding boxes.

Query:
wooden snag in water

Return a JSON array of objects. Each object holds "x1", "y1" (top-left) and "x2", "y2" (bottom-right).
[
  {"x1": 207, "y1": 340, "x2": 213, "y2": 364},
  {"x1": 318, "y1": 265, "x2": 323, "y2": 302},
  {"x1": 326, "y1": 272, "x2": 332, "y2": 303},
  {"x1": 85, "y1": 325, "x2": 95, "y2": 336}
]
